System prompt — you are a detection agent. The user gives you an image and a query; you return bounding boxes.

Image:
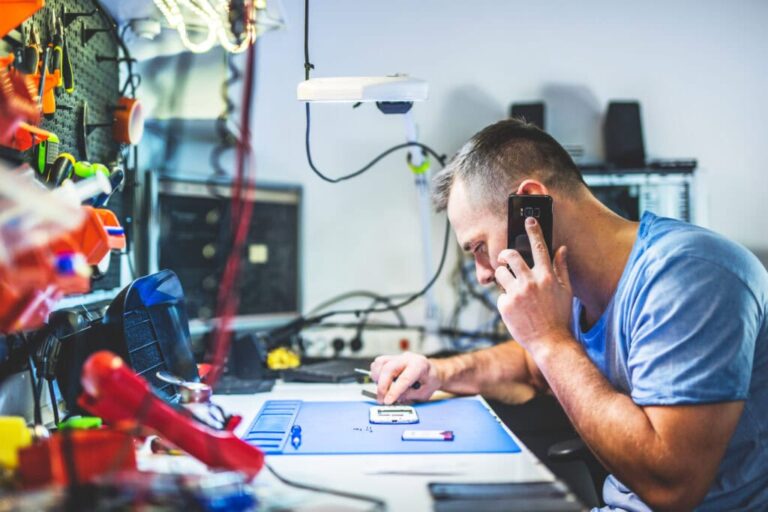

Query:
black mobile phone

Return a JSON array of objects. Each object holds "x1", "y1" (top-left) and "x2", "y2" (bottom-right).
[
  {"x1": 428, "y1": 481, "x2": 570, "y2": 500},
  {"x1": 507, "y1": 194, "x2": 554, "y2": 268}
]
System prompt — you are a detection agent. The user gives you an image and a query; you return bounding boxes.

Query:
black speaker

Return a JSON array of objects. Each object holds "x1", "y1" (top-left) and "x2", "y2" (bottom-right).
[
  {"x1": 510, "y1": 102, "x2": 545, "y2": 130},
  {"x1": 55, "y1": 270, "x2": 199, "y2": 412},
  {"x1": 604, "y1": 101, "x2": 645, "y2": 168}
]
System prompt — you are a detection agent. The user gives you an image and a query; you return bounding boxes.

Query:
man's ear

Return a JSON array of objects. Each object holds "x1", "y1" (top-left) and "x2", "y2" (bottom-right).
[{"x1": 515, "y1": 179, "x2": 550, "y2": 196}]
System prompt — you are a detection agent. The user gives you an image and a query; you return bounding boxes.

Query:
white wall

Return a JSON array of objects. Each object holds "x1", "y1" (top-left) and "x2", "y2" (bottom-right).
[{"x1": 140, "y1": 0, "x2": 768, "y2": 325}]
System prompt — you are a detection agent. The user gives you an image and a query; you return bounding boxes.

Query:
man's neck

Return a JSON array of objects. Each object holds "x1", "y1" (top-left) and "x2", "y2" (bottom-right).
[{"x1": 561, "y1": 200, "x2": 640, "y2": 329}]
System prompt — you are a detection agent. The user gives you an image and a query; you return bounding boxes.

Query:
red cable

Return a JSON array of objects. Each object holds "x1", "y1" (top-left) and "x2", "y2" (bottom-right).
[{"x1": 206, "y1": 36, "x2": 258, "y2": 387}]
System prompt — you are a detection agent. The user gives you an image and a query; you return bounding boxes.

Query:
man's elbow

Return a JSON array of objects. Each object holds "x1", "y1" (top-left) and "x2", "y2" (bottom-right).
[{"x1": 639, "y1": 483, "x2": 708, "y2": 512}]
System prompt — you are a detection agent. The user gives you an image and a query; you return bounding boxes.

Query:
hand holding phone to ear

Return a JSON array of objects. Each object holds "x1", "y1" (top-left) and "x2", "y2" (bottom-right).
[
  {"x1": 496, "y1": 216, "x2": 573, "y2": 356},
  {"x1": 507, "y1": 194, "x2": 554, "y2": 268}
]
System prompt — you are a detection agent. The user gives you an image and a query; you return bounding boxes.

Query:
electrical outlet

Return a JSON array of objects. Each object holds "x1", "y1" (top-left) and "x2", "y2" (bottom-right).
[
  {"x1": 300, "y1": 327, "x2": 423, "y2": 358},
  {"x1": 356, "y1": 328, "x2": 423, "y2": 357}
]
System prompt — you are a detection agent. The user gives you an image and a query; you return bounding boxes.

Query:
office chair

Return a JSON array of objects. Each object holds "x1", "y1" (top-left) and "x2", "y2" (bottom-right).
[
  {"x1": 487, "y1": 394, "x2": 608, "y2": 508},
  {"x1": 548, "y1": 436, "x2": 608, "y2": 506}
]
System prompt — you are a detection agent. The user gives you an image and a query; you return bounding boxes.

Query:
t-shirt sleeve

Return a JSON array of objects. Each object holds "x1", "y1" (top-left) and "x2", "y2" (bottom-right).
[{"x1": 627, "y1": 253, "x2": 758, "y2": 405}]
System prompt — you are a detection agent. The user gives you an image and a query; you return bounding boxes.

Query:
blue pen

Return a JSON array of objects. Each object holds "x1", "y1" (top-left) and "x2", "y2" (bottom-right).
[{"x1": 290, "y1": 424, "x2": 302, "y2": 449}]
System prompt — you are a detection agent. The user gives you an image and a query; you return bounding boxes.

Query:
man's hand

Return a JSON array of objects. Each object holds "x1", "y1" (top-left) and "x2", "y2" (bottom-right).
[
  {"x1": 495, "y1": 216, "x2": 573, "y2": 355},
  {"x1": 370, "y1": 352, "x2": 442, "y2": 405}
]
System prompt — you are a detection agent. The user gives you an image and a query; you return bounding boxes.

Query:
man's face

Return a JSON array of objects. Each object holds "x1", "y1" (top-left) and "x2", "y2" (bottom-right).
[{"x1": 447, "y1": 179, "x2": 508, "y2": 287}]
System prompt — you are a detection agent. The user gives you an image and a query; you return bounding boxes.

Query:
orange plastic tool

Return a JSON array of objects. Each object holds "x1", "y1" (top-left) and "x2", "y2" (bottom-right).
[
  {"x1": 29, "y1": 68, "x2": 59, "y2": 115},
  {"x1": 0, "y1": 61, "x2": 41, "y2": 147},
  {"x1": 0, "y1": 0, "x2": 44, "y2": 39},
  {"x1": 0, "y1": 208, "x2": 125, "y2": 333},
  {"x1": 52, "y1": 207, "x2": 126, "y2": 265}
]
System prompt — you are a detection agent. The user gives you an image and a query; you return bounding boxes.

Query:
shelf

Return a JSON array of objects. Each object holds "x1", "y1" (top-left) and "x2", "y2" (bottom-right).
[{"x1": 579, "y1": 160, "x2": 697, "y2": 175}]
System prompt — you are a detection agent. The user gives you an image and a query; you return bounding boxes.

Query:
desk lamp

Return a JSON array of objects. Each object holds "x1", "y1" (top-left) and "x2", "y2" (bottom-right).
[{"x1": 297, "y1": 75, "x2": 442, "y2": 352}]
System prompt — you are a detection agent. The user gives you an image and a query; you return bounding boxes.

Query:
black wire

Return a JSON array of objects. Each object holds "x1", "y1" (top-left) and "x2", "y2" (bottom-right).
[
  {"x1": 305, "y1": 104, "x2": 446, "y2": 183},
  {"x1": 265, "y1": 462, "x2": 386, "y2": 511},
  {"x1": 355, "y1": 296, "x2": 405, "y2": 343},
  {"x1": 35, "y1": 372, "x2": 44, "y2": 420},
  {"x1": 307, "y1": 290, "x2": 406, "y2": 325},
  {"x1": 27, "y1": 354, "x2": 42, "y2": 426},
  {"x1": 303, "y1": 0, "x2": 313, "y2": 80},
  {"x1": 208, "y1": 51, "x2": 242, "y2": 205},
  {"x1": 333, "y1": 217, "x2": 449, "y2": 316},
  {"x1": 48, "y1": 380, "x2": 60, "y2": 426},
  {"x1": 314, "y1": 321, "x2": 509, "y2": 344},
  {"x1": 263, "y1": 217, "x2": 450, "y2": 344},
  {"x1": 116, "y1": 22, "x2": 140, "y2": 98}
]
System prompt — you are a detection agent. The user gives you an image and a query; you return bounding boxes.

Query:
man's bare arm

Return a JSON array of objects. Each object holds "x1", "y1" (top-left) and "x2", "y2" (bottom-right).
[
  {"x1": 432, "y1": 340, "x2": 546, "y2": 403},
  {"x1": 534, "y1": 337, "x2": 743, "y2": 511},
  {"x1": 370, "y1": 340, "x2": 547, "y2": 405}
]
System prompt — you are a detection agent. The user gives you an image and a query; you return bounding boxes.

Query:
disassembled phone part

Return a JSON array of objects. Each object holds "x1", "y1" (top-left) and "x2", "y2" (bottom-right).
[{"x1": 369, "y1": 405, "x2": 419, "y2": 424}]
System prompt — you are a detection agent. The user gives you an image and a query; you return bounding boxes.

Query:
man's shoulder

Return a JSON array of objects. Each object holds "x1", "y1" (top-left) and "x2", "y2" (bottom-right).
[{"x1": 636, "y1": 214, "x2": 767, "y2": 293}]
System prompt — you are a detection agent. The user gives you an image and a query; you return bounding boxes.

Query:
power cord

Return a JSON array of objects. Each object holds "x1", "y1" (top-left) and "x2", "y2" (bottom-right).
[
  {"x1": 307, "y1": 290, "x2": 406, "y2": 326},
  {"x1": 27, "y1": 353, "x2": 42, "y2": 426},
  {"x1": 354, "y1": 295, "x2": 405, "y2": 347},
  {"x1": 209, "y1": 51, "x2": 241, "y2": 192},
  {"x1": 265, "y1": 462, "x2": 386, "y2": 512},
  {"x1": 205, "y1": 37, "x2": 259, "y2": 387},
  {"x1": 48, "y1": 379, "x2": 60, "y2": 426},
  {"x1": 305, "y1": 104, "x2": 446, "y2": 183}
]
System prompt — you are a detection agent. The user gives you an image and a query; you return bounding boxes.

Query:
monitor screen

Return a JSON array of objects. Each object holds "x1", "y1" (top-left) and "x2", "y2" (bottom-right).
[{"x1": 154, "y1": 177, "x2": 301, "y2": 330}]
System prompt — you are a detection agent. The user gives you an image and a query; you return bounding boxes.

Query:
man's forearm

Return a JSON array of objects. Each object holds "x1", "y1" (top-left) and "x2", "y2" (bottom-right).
[
  {"x1": 432, "y1": 341, "x2": 544, "y2": 403},
  {"x1": 531, "y1": 335, "x2": 727, "y2": 511},
  {"x1": 534, "y1": 339, "x2": 659, "y2": 474}
]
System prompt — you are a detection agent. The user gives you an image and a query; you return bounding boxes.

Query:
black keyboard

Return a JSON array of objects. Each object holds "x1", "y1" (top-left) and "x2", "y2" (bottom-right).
[
  {"x1": 282, "y1": 358, "x2": 374, "y2": 384},
  {"x1": 213, "y1": 376, "x2": 276, "y2": 395}
]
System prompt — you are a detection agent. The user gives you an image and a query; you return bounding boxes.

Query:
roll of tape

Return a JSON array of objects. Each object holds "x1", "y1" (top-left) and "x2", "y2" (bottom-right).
[{"x1": 112, "y1": 97, "x2": 144, "y2": 145}]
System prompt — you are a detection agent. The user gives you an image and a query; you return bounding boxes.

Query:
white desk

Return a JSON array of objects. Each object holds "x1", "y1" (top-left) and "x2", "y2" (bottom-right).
[{"x1": 210, "y1": 382, "x2": 556, "y2": 511}]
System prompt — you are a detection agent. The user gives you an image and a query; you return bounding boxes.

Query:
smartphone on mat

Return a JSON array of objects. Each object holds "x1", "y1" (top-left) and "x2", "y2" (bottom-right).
[
  {"x1": 507, "y1": 194, "x2": 553, "y2": 268},
  {"x1": 369, "y1": 405, "x2": 419, "y2": 424}
]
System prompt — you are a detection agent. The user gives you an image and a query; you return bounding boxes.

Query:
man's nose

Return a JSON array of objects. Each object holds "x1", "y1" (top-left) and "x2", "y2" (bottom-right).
[{"x1": 476, "y1": 264, "x2": 496, "y2": 286}]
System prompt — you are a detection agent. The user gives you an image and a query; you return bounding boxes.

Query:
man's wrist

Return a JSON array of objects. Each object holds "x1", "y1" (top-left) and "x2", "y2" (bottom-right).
[
  {"x1": 430, "y1": 357, "x2": 450, "y2": 386},
  {"x1": 431, "y1": 354, "x2": 472, "y2": 388},
  {"x1": 528, "y1": 330, "x2": 577, "y2": 364}
]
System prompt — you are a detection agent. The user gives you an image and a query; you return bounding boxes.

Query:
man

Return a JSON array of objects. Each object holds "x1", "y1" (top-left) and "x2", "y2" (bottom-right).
[{"x1": 370, "y1": 119, "x2": 768, "y2": 511}]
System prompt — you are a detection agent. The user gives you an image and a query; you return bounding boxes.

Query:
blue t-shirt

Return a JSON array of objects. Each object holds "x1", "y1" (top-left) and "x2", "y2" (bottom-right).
[{"x1": 572, "y1": 212, "x2": 768, "y2": 512}]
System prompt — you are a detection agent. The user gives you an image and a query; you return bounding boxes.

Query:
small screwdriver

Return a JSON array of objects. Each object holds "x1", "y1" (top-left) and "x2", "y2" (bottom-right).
[
  {"x1": 354, "y1": 368, "x2": 422, "y2": 390},
  {"x1": 48, "y1": 11, "x2": 63, "y2": 85},
  {"x1": 56, "y1": 13, "x2": 74, "y2": 92}
]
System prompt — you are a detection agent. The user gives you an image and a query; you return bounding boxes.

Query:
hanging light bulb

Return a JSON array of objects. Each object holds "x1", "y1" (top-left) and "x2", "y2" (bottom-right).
[{"x1": 152, "y1": 0, "x2": 283, "y2": 54}]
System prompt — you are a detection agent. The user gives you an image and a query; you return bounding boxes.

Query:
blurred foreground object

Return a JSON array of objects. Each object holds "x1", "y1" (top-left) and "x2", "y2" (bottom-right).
[
  {"x1": 0, "y1": 168, "x2": 120, "y2": 333},
  {"x1": 78, "y1": 351, "x2": 265, "y2": 477}
]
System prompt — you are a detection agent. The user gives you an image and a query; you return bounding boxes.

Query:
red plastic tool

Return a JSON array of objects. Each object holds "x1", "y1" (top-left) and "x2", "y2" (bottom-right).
[
  {"x1": 17, "y1": 429, "x2": 136, "y2": 488},
  {"x1": 78, "y1": 351, "x2": 265, "y2": 478}
]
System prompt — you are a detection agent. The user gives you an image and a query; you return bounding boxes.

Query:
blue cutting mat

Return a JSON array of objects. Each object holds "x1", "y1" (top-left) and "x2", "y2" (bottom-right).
[{"x1": 243, "y1": 398, "x2": 521, "y2": 455}]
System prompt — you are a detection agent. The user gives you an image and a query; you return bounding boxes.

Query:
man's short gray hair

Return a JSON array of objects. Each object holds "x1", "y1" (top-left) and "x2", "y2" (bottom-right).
[{"x1": 432, "y1": 118, "x2": 586, "y2": 214}]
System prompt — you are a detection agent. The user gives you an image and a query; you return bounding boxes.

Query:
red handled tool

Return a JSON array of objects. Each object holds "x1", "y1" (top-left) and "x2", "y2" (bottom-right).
[{"x1": 78, "y1": 351, "x2": 265, "y2": 478}]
